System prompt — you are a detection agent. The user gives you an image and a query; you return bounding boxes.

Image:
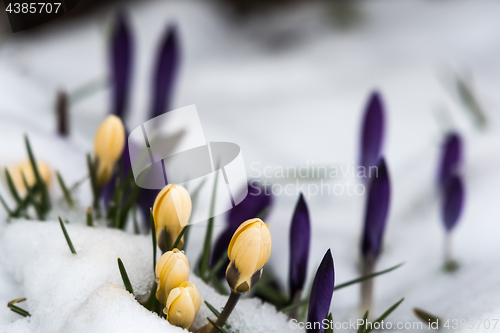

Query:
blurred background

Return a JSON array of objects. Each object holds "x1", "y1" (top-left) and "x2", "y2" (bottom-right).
[{"x1": 1, "y1": 0, "x2": 500, "y2": 330}]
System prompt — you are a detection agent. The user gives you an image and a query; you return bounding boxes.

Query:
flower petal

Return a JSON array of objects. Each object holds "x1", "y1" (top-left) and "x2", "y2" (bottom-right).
[
  {"x1": 360, "y1": 91, "x2": 385, "y2": 172},
  {"x1": 361, "y1": 157, "x2": 391, "y2": 259},
  {"x1": 437, "y1": 132, "x2": 463, "y2": 187},
  {"x1": 289, "y1": 193, "x2": 311, "y2": 299},
  {"x1": 307, "y1": 249, "x2": 335, "y2": 333},
  {"x1": 442, "y1": 174, "x2": 465, "y2": 232}
]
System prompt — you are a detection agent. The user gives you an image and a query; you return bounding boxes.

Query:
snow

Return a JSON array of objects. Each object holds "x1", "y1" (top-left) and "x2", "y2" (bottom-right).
[{"x1": 1, "y1": 0, "x2": 500, "y2": 331}]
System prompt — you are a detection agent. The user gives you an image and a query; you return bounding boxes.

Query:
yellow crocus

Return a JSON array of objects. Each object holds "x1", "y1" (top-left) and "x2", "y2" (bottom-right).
[
  {"x1": 164, "y1": 281, "x2": 201, "y2": 329},
  {"x1": 226, "y1": 218, "x2": 272, "y2": 293},
  {"x1": 155, "y1": 248, "x2": 190, "y2": 306},
  {"x1": 153, "y1": 184, "x2": 192, "y2": 251},
  {"x1": 93, "y1": 115, "x2": 125, "y2": 186},
  {"x1": 9, "y1": 161, "x2": 52, "y2": 193}
]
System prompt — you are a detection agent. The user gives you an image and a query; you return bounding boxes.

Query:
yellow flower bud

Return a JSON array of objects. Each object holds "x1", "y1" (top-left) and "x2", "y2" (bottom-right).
[
  {"x1": 93, "y1": 115, "x2": 125, "y2": 186},
  {"x1": 9, "y1": 161, "x2": 52, "y2": 193},
  {"x1": 155, "y1": 248, "x2": 190, "y2": 306},
  {"x1": 153, "y1": 185, "x2": 192, "y2": 251},
  {"x1": 226, "y1": 218, "x2": 272, "y2": 293},
  {"x1": 165, "y1": 281, "x2": 201, "y2": 329}
]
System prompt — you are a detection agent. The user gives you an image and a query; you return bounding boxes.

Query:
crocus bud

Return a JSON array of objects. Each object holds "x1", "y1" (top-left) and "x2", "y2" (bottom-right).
[
  {"x1": 155, "y1": 248, "x2": 190, "y2": 306},
  {"x1": 226, "y1": 218, "x2": 272, "y2": 293},
  {"x1": 9, "y1": 161, "x2": 52, "y2": 192},
  {"x1": 165, "y1": 281, "x2": 201, "y2": 329},
  {"x1": 93, "y1": 115, "x2": 125, "y2": 186},
  {"x1": 153, "y1": 184, "x2": 192, "y2": 251}
]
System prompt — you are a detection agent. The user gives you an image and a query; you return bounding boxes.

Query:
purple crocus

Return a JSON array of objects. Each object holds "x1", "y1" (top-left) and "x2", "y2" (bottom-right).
[
  {"x1": 442, "y1": 174, "x2": 465, "y2": 233},
  {"x1": 360, "y1": 91, "x2": 385, "y2": 175},
  {"x1": 289, "y1": 193, "x2": 310, "y2": 301},
  {"x1": 361, "y1": 157, "x2": 391, "y2": 259},
  {"x1": 151, "y1": 25, "x2": 180, "y2": 118},
  {"x1": 437, "y1": 132, "x2": 463, "y2": 188},
  {"x1": 110, "y1": 13, "x2": 133, "y2": 119},
  {"x1": 307, "y1": 249, "x2": 335, "y2": 333},
  {"x1": 210, "y1": 182, "x2": 272, "y2": 276}
]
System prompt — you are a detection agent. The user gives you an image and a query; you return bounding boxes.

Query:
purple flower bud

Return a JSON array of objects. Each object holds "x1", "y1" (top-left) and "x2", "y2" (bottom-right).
[
  {"x1": 210, "y1": 182, "x2": 272, "y2": 276},
  {"x1": 151, "y1": 25, "x2": 180, "y2": 118},
  {"x1": 442, "y1": 175, "x2": 465, "y2": 232},
  {"x1": 289, "y1": 193, "x2": 310, "y2": 300},
  {"x1": 361, "y1": 157, "x2": 391, "y2": 259},
  {"x1": 360, "y1": 91, "x2": 385, "y2": 173},
  {"x1": 110, "y1": 13, "x2": 133, "y2": 119},
  {"x1": 437, "y1": 132, "x2": 463, "y2": 188},
  {"x1": 307, "y1": 249, "x2": 335, "y2": 333}
]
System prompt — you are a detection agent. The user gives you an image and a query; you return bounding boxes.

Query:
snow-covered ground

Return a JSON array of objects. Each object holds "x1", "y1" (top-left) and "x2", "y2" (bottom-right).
[{"x1": 1, "y1": 0, "x2": 500, "y2": 331}]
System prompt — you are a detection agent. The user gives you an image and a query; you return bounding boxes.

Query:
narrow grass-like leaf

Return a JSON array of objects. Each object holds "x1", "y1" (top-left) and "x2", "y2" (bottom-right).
[
  {"x1": 171, "y1": 225, "x2": 189, "y2": 250},
  {"x1": 113, "y1": 188, "x2": 124, "y2": 229},
  {"x1": 21, "y1": 172, "x2": 43, "y2": 220},
  {"x1": 117, "y1": 258, "x2": 134, "y2": 294},
  {"x1": 24, "y1": 135, "x2": 50, "y2": 212},
  {"x1": 364, "y1": 298, "x2": 404, "y2": 333},
  {"x1": 207, "y1": 318, "x2": 229, "y2": 333},
  {"x1": 4, "y1": 168, "x2": 22, "y2": 205},
  {"x1": 7, "y1": 298, "x2": 30, "y2": 317},
  {"x1": 279, "y1": 262, "x2": 403, "y2": 313},
  {"x1": 205, "y1": 301, "x2": 221, "y2": 318},
  {"x1": 335, "y1": 262, "x2": 404, "y2": 291},
  {"x1": 119, "y1": 182, "x2": 140, "y2": 229},
  {"x1": 357, "y1": 310, "x2": 369, "y2": 333},
  {"x1": 56, "y1": 171, "x2": 74, "y2": 208},
  {"x1": 413, "y1": 308, "x2": 440, "y2": 328},
  {"x1": 325, "y1": 313, "x2": 334, "y2": 333},
  {"x1": 132, "y1": 206, "x2": 140, "y2": 234},
  {"x1": 58, "y1": 216, "x2": 76, "y2": 254},
  {"x1": 206, "y1": 251, "x2": 228, "y2": 282},
  {"x1": 86, "y1": 153, "x2": 99, "y2": 215},
  {"x1": 151, "y1": 208, "x2": 157, "y2": 272},
  {"x1": 199, "y1": 171, "x2": 219, "y2": 279},
  {"x1": 86, "y1": 207, "x2": 94, "y2": 227},
  {"x1": 0, "y1": 193, "x2": 14, "y2": 217}
]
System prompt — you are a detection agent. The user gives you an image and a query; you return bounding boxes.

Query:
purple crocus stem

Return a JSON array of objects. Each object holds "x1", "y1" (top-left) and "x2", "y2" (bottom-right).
[
  {"x1": 307, "y1": 249, "x2": 335, "y2": 333},
  {"x1": 289, "y1": 193, "x2": 310, "y2": 308},
  {"x1": 151, "y1": 25, "x2": 180, "y2": 118},
  {"x1": 437, "y1": 133, "x2": 463, "y2": 188},
  {"x1": 210, "y1": 182, "x2": 272, "y2": 278},
  {"x1": 441, "y1": 174, "x2": 465, "y2": 269},
  {"x1": 110, "y1": 12, "x2": 133, "y2": 120},
  {"x1": 360, "y1": 157, "x2": 390, "y2": 311},
  {"x1": 359, "y1": 91, "x2": 385, "y2": 180}
]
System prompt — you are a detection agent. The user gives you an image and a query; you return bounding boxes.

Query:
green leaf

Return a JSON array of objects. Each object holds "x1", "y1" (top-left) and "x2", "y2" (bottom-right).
[
  {"x1": 132, "y1": 206, "x2": 140, "y2": 235},
  {"x1": 413, "y1": 307, "x2": 440, "y2": 328},
  {"x1": 334, "y1": 262, "x2": 404, "y2": 291},
  {"x1": 86, "y1": 153, "x2": 100, "y2": 216},
  {"x1": 117, "y1": 258, "x2": 134, "y2": 294},
  {"x1": 4, "y1": 168, "x2": 22, "y2": 205},
  {"x1": 118, "y1": 181, "x2": 140, "y2": 229},
  {"x1": 86, "y1": 207, "x2": 94, "y2": 227},
  {"x1": 150, "y1": 208, "x2": 157, "y2": 272},
  {"x1": 171, "y1": 225, "x2": 189, "y2": 250},
  {"x1": 56, "y1": 171, "x2": 74, "y2": 208},
  {"x1": 145, "y1": 281, "x2": 159, "y2": 313},
  {"x1": 113, "y1": 188, "x2": 124, "y2": 229},
  {"x1": 0, "y1": 193, "x2": 14, "y2": 217},
  {"x1": 357, "y1": 310, "x2": 369, "y2": 333},
  {"x1": 199, "y1": 171, "x2": 219, "y2": 279},
  {"x1": 164, "y1": 226, "x2": 170, "y2": 253},
  {"x1": 205, "y1": 300, "x2": 221, "y2": 318},
  {"x1": 24, "y1": 135, "x2": 50, "y2": 212},
  {"x1": 364, "y1": 298, "x2": 404, "y2": 333},
  {"x1": 206, "y1": 250, "x2": 228, "y2": 282},
  {"x1": 325, "y1": 313, "x2": 334, "y2": 333},
  {"x1": 7, "y1": 298, "x2": 30, "y2": 317},
  {"x1": 207, "y1": 318, "x2": 229, "y2": 333},
  {"x1": 22, "y1": 172, "x2": 43, "y2": 220},
  {"x1": 58, "y1": 216, "x2": 76, "y2": 254},
  {"x1": 279, "y1": 262, "x2": 404, "y2": 313}
]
